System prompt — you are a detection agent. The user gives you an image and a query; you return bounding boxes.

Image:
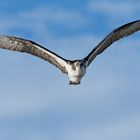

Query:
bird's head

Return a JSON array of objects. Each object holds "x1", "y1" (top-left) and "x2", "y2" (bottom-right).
[{"x1": 73, "y1": 59, "x2": 87, "y2": 68}]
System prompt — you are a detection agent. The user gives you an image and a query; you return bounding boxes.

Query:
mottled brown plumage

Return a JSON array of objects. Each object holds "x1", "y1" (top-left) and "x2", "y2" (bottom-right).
[
  {"x1": 0, "y1": 36, "x2": 68, "y2": 74},
  {"x1": 0, "y1": 20, "x2": 140, "y2": 85},
  {"x1": 85, "y1": 20, "x2": 140, "y2": 65}
]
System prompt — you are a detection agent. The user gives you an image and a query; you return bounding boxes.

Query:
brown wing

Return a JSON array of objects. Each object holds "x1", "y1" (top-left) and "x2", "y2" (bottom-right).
[
  {"x1": 0, "y1": 36, "x2": 68, "y2": 73},
  {"x1": 85, "y1": 20, "x2": 140, "y2": 66}
]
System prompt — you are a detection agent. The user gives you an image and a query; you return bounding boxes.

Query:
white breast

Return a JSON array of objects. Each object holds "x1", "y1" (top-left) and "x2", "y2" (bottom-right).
[{"x1": 66, "y1": 64, "x2": 86, "y2": 83}]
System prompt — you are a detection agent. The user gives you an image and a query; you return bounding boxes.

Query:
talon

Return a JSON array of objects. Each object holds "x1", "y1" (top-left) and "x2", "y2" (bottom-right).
[
  {"x1": 69, "y1": 81, "x2": 81, "y2": 85},
  {"x1": 69, "y1": 81, "x2": 73, "y2": 85}
]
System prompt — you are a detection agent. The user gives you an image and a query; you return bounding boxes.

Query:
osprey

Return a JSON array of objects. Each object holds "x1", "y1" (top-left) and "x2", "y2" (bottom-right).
[{"x1": 0, "y1": 20, "x2": 140, "y2": 85}]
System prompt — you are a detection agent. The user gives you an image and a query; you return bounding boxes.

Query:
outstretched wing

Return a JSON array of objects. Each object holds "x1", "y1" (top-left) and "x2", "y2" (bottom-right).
[
  {"x1": 0, "y1": 36, "x2": 68, "y2": 73},
  {"x1": 85, "y1": 20, "x2": 140, "y2": 66}
]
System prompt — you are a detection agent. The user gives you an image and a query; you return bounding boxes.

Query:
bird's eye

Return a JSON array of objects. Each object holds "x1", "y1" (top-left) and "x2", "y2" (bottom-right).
[
  {"x1": 80, "y1": 62, "x2": 83, "y2": 66},
  {"x1": 76, "y1": 62, "x2": 80, "y2": 66}
]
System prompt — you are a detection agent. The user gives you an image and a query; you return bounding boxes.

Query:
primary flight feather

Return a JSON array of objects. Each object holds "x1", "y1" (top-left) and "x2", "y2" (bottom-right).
[{"x1": 0, "y1": 20, "x2": 140, "y2": 85}]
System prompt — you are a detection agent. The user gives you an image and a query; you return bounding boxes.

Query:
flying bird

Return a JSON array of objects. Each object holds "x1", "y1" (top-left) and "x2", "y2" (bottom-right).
[{"x1": 0, "y1": 20, "x2": 140, "y2": 85}]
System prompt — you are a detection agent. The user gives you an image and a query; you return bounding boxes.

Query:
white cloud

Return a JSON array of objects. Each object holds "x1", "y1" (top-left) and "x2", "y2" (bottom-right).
[
  {"x1": 60, "y1": 114, "x2": 140, "y2": 140},
  {"x1": 88, "y1": 1, "x2": 140, "y2": 19},
  {"x1": 0, "y1": 4, "x2": 89, "y2": 40},
  {"x1": 0, "y1": 92, "x2": 51, "y2": 119},
  {"x1": 0, "y1": 1, "x2": 140, "y2": 123},
  {"x1": 0, "y1": 2, "x2": 140, "y2": 140},
  {"x1": 21, "y1": 5, "x2": 89, "y2": 28},
  {"x1": 0, "y1": 31, "x2": 140, "y2": 119}
]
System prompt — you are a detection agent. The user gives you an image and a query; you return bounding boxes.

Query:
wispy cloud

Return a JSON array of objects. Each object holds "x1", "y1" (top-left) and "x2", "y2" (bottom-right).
[
  {"x1": 21, "y1": 5, "x2": 89, "y2": 27},
  {"x1": 88, "y1": 0, "x2": 140, "y2": 20},
  {"x1": 0, "y1": 4, "x2": 89, "y2": 40},
  {"x1": 60, "y1": 114, "x2": 140, "y2": 140},
  {"x1": 0, "y1": 2, "x2": 140, "y2": 140}
]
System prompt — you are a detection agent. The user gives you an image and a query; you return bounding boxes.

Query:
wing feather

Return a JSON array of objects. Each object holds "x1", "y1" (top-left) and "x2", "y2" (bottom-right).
[
  {"x1": 85, "y1": 20, "x2": 140, "y2": 66},
  {"x1": 0, "y1": 36, "x2": 68, "y2": 73}
]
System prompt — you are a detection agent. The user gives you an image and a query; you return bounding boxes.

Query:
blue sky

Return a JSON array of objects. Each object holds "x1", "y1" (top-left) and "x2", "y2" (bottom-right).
[{"x1": 0, "y1": 0, "x2": 140, "y2": 140}]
